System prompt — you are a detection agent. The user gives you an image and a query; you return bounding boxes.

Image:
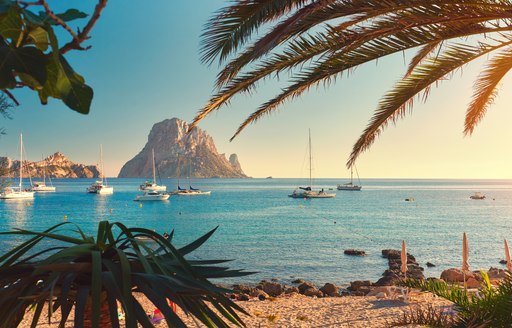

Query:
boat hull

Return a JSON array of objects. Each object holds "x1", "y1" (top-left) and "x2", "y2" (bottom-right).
[
  {"x1": 0, "y1": 191, "x2": 35, "y2": 199},
  {"x1": 140, "y1": 184, "x2": 166, "y2": 191},
  {"x1": 289, "y1": 191, "x2": 336, "y2": 198},
  {"x1": 134, "y1": 193, "x2": 170, "y2": 201},
  {"x1": 31, "y1": 185, "x2": 56, "y2": 192},
  {"x1": 337, "y1": 185, "x2": 362, "y2": 191},
  {"x1": 173, "y1": 190, "x2": 211, "y2": 196}
]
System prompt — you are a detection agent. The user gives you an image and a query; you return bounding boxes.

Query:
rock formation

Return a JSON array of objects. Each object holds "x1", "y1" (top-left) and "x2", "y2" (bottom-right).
[
  {"x1": 0, "y1": 152, "x2": 100, "y2": 178},
  {"x1": 118, "y1": 118, "x2": 247, "y2": 178}
]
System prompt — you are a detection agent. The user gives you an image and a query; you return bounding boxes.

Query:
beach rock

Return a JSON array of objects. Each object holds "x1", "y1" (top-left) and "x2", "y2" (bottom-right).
[
  {"x1": 499, "y1": 260, "x2": 507, "y2": 265},
  {"x1": 426, "y1": 262, "x2": 436, "y2": 267},
  {"x1": 237, "y1": 294, "x2": 250, "y2": 301},
  {"x1": 382, "y1": 249, "x2": 416, "y2": 263},
  {"x1": 344, "y1": 249, "x2": 366, "y2": 256},
  {"x1": 348, "y1": 280, "x2": 372, "y2": 291},
  {"x1": 232, "y1": 284, "x2": 257, "y2": 295},
  {"x1": 249, "y1": 289, "x2": 269, "y2": 300},
  {"x1": 304, "y1": 288, "x2": 323, "y2": 297},
  {"x1": 270, "y1": 278, "x2": 279, "y2": 282},
  {"x1": 284, "y1": 287, "x2": 299, "y2": 294},
  {"x1": 374, "y1": 276, "x2": 400, "y2": 287},
  {"x1": 320, "y1": 283, "x2": 339, "y2": 297},
  {"x1": 487, "y1": 267, "x2": 507, "y2": 279},
  {"x1": 440, "y1": 268, "x2": 475, "y2": 282},
  {"x1": 298, "y1": 282, "x2": 317, "y2": 294},
  {"x1": 292, "y1": 279, "x2": 305, "y2": 284},
  {"x1": 466, "y1": 277, "x2": 481, "y2": 288},
  {"x1": 118, "y1": 118, "x2": 248, "y2": 178},
  {"x1": 260, "y1": 281, "x2": 283, "y2": 297}
]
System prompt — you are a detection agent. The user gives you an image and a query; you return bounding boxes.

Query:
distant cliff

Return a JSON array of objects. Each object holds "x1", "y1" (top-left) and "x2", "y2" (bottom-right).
[
  {"x1": 0, "y1": 152, "x2": 100, "y2": 178},
  {"x1": 118, "y1": 118, "x2": 247, "y2": 178}
]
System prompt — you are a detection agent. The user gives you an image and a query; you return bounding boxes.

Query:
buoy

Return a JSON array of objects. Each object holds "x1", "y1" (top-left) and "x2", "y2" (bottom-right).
[
  {"x1": 299, "y1": 205, "x2": 302, "y2": 208},
  {"x1": 109, "y1": 208, "x2": 113, "y2": 213},
  {"x1": 139, "y1": 203, "x2": 142, "y2": 208},
  {"x1": 334, "y1": 221, "x2": 336, "y2": 224},
  {"x1": 63, "y1": 215, "x2": 68, "y2": 220}
]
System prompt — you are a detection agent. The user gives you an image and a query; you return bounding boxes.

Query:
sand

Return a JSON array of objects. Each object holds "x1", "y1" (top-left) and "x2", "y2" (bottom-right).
[{"x1": 18, "y1": 292, "x2": 453, "y2": 328}]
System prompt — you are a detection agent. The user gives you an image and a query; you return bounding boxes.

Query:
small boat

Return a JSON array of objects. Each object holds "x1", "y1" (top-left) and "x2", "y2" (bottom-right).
[
  {"x1": 172, "y1": 187, "x2": 212, "y2": 196},
  {"x1": 337, "y1": 166, "x2": 362, "y2": 191},
  {"x1": 134, "y1": 190, "x2": 170, "y2": 201},
  {"x1": 139, "y1": 149, "x2": 166, "y2": 191},
  {"x1": 470, "y1": 192, "x2": 486, "y2": 200},
  {"x1": 289, "y1": 130, "x2": 335, "y2": 199},
  {"x1": 31, "y1": 156, "x2": 56, "y2": 192},
  {"x1": 0, "y1": 133, "x2": 35, "y2": 199},
  {"x1": 87, "y1": 145, "x2": 113, "y2": 194},
  {"x1": 405, "y1": 197, "x2": 415, "y2": 202}
]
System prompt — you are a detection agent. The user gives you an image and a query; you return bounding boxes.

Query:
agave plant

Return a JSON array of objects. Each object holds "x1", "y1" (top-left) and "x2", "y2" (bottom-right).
[
  {"x1": 193, "y1": 0, "x2": 512, "y2": 167},
  {"x1": 0, "y1": 221, "x2": 251, "y2": 328},
  {"x1": 400, "y1": 271, "x2": 512, "y2": 327}
]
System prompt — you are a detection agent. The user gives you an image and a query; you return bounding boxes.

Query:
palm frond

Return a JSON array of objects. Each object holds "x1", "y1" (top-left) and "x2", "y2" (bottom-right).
[{"x1": 465, "y1": 46, "x2": 512, "y2": 135}]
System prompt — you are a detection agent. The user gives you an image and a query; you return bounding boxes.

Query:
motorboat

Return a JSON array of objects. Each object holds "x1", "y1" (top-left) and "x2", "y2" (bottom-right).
[
  {"x1": 87, "y1": 145, "x2": 113, "y2": 194},
  {"x1": 139, "y1": 149, "x2": 166, "y2": 191},
  {"x1": 87, "y1": 180, "x2": 113, "y2": 194},
  {"x1": 0, "y1": 133, "x2": 35, "y2": 199},
  {"x1": 470, "y1": 192, "x2": 485, "y2": 200},
  {"x1": 288, "y1": 129, "x2": 335, "y2": 199},
  {"x1": 134, "y1": 191, "x2": 170, "y2": 201},
  {"x1": 172, "y1": 187, "x2": 212, "y2": 196}
]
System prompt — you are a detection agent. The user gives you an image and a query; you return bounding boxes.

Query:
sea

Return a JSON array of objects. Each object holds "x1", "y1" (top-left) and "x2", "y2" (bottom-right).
[{"x1": 1, "y1": 178, "x2": 511, "y2": 287}]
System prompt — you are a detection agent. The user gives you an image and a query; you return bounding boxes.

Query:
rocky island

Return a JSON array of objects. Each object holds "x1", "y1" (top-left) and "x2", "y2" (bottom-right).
[
  {"x1": 0, "y1": 152, "x2": 100, "y2": 178},
  {"x1": 118, "y1": 118, "x2": 247, "y2": 178}
]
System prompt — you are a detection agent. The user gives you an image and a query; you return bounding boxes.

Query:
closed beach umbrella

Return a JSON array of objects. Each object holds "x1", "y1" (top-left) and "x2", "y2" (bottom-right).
[
  {"x1": 462, "y1": 232, "x2": 469, "y2": 271},
  {"x1": 401, "y1": 240, "x2": 408, "y2": 278},
  {"x1": 505, "y1": 239, "x2": 512, "y2": 271}
]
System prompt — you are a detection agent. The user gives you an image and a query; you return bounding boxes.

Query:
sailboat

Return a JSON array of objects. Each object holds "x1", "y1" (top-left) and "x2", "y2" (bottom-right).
[
  {"x1": 337, "y1": 166, "x2": 362, "y2": 191},
  {"x1": 139, "y1": 149, "x2": 166, "y2": 191},
  {"x1": 30, "y1": 156, "x2": 56, "y2": 192},
  {"x1": 87, "y1": 145, "x2": 113, "y2": 194},
  {"x1": 289, "y1": 130, "x2": 335, "y2": 199},
  {"x1": 0, "y1": 133, "x2": 35, "y2": 199},
  {"x1": 172, "y1": 156, "x2": 211, "y2": 196}
]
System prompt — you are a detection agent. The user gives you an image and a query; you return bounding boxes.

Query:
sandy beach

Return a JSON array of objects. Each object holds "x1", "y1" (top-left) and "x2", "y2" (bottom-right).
[{"x1": 18, "y1": 292, "x2": 453, "y2": 328}]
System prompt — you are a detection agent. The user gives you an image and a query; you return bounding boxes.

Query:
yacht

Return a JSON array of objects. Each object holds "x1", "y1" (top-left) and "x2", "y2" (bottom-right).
[
  {"x1": 0, "y1": 133, "x2": 35, "y2": 199},
  {"x1": 87, "y1": 145, "x2": 113, "y2": 194},
  {"x1": 139, "y1": 149, "x2": 166, "y2": 191},
  {"x1": 134, "y1": 190, "x2": 170, "y2": 201}
]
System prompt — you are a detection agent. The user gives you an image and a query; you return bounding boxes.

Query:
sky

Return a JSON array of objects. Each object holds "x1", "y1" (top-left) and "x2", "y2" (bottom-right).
[{"x1": 1, "y1": 1, "x2": 512, "y2": 179}]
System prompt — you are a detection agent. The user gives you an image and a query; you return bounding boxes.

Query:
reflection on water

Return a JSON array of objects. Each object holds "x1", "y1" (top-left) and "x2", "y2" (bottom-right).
[{"x1": 1, "y1": 199, "x2": 34, "y2": 230}]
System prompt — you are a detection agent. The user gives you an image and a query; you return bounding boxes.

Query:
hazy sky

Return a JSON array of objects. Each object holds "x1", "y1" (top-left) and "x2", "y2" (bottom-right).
[{"x1": 2, "y1": 1, "x2": 512, "y2": 179}]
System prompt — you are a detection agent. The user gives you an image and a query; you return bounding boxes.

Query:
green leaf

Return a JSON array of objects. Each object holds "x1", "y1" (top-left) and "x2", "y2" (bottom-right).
[
  {"x1": 26, "y1": 26, "x2": 48, "y2": 51},
  {"x1": 0, "y1": 6, "x2": 23, "y2": 45},
  {"x1": 0, "y1": 42, "x2": 47, "y2": 88},
  {"x1": 37, "y1": 54, "x2": 93, "y2": 113},
  {"x1": 56, "y1": 9, "x2": 88, "y2": 22}
]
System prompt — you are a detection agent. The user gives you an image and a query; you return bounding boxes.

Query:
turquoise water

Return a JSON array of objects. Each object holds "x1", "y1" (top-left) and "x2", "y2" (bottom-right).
[{"x1": 1, "y1": 178, "x2": 512, "y2": 286}]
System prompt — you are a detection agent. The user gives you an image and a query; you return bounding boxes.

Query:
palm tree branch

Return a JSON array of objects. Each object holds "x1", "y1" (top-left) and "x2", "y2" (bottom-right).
[
  {"x1": 464, "y1": 46, "x2": 512, "y2": 135},
  {"x1": 347, "y1": 40, "x2": 512, "y2": 167}
]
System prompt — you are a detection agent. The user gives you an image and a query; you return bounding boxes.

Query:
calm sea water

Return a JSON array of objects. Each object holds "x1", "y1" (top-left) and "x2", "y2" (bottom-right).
[{"x1": 1, "y1": 178, "x2": 512, "y2": 287}]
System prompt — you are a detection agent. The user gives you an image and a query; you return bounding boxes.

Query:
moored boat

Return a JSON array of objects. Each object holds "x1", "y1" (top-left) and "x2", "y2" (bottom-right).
[
  {"x1": 337, "y1": 166, "x2": 362, "y2": 191},
  {"x1": 0, "y1": 133, "x2": 34, "y2": 199},
  {"x1": 139, "y1": 149, "x2": 166, "y2": 191},
  {"x1": 470, "y1": 192, "x2": 485, "y2": 200},
  {"x1": 87, "y1": 145, "x2": 113, "y2": 194},
  {"x1": 134, "y1": 190, "x2": 170, "y2": 201}
]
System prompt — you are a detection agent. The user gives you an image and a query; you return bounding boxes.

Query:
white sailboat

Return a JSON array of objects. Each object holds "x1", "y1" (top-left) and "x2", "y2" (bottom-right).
[
  {"x1": 0, "y1": 133, "x2": 35, "y2": 199},
  {"x1": 31, "y1": 156, "x2": 56, "y2": 192},
  {"x1": 337, "y1": 166, "x2": 362, "y2": 191},
  {"x1": 87, "y1": 145, "x2": 113, "y2": 194},
  {"x1": 171, "y1": 156, "x2": 211, "y2": 196},
  {"x1": 139, "y1": 149, "x2": 166, "y2": 191},
  {"x1": 289, "y1": 130, "x2": 335, "y2": 199}
]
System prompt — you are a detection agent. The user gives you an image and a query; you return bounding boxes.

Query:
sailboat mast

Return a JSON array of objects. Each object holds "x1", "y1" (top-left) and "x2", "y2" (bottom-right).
[
  {"x1": 350, "y1": 166, "x2": 353, "y2": 184},
  {"x1": 308, "y1": 129, "x2": 312, "y2": 188},
  {"x1": 19, "y1": 133, "x2": 23, "y2": 189},
  {"x1": 152, "y1": 149, "x2": 156, "y2": 184},
  {"x1": 100, "y1": 144, "x2": 107, "y2": 185}
]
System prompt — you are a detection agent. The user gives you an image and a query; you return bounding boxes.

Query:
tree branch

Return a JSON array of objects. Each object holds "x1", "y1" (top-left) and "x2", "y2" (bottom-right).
[
  {"x1": 40, "y1": 0, "x2": 80, "y2": 42},
  {"x1": 60, "y1": 0, "x2": 108, "y2": 54}
]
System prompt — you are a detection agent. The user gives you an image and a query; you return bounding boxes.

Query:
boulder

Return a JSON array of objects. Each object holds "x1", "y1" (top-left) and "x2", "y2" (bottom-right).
[
  {"x1": 440, "y1": 268, "x2": 475, "y2": 282},
  {"x1": 249, "y1": 289, "x2": 269, "y2": 300},
  {"x1": 344, "y1": 249, "x2": 366, "y2": 256},
  {"x1": 319, "y1": 283, "x2": 339, "y2": 297},
  {"x1": 466, "y1": 277, "x2": 481, "y2": 288},
  {"x1": 292, "y1": 279, "x2": 305, "y2": 284},
  {"x1": 382, "y1": 249, "x2": 416, "y2": 263},
  {"x1": 298, "y1": 282, "x2": 317, "y2": 294},
  {"x1": 500, "y1": 259, "x2": 507, "y2": 265},
  {"x1": 284, "y1": 287, "x2": 299, "y2": 294},
  {"x1": 304, "y1": 288, "x2": 323, "y2": 297},
  {"x1": 232, "y1": 284, "x2": 257, "y2": 295},
  {"x1": 426, "y1": 262, "x2": 436, "y2": 267},
  {"x1": 260, "y1": 281, "x2": 284, "y2": 297},
  {"x1": 487, "y1": 267, "x2": 507, "y2": 279},
  {"x1": 348, "y1": 280, "x2": 372, "y2": 291},
  {"x1": 375, "y1": 276, "x2": 400, "y2": 286}
]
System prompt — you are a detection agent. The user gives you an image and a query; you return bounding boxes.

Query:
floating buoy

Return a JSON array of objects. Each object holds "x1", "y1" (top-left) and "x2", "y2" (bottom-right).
[
  {"x1": 139, "y1": 203, "x2": 142, "y2": 208},
  {"x1": 63, "y1": 215, "x2": 68, "y2": 220},
  {"x1": 299, "y1": 205, "x2": 303, "y2": 208},
  {"x1": 109, "y1": 208, "x2": 113, "y2": 213},
  {"x1": 334, "y1": 221, "x2": 336, "y2": 224}
]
